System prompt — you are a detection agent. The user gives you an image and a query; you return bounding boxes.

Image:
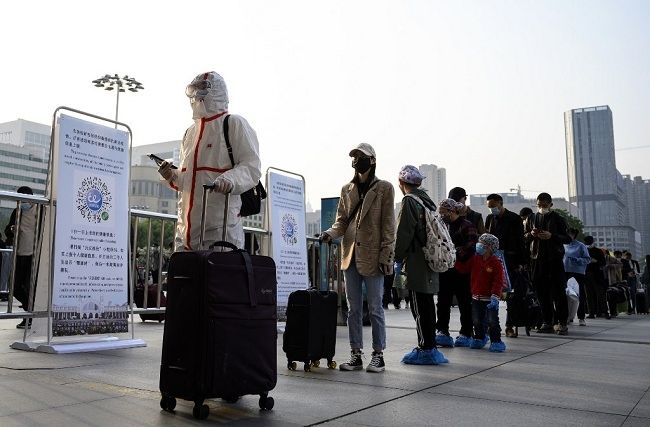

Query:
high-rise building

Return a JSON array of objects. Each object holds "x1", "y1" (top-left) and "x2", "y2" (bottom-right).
[
  {"x1": 564, "y1": 105, "x2": 625, "y2": 226},
  {"x1": 418, "y1": 164, "x2": 446, "y2": 204},
  {"x1": 622, "y1": 175, "x2": 650, "y2": 257},
  {"x1": 0, "y1": 119, "x2": 51, "y2": 212}
]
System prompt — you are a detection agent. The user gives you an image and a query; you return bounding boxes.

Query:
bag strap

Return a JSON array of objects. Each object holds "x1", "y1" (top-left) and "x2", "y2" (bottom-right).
[
  {"x1": 347, "y1": 179, "x2": 379, "y2": 225},
  {"x1": 223, "y1": 114, "x2": 235, "y2": 167}
]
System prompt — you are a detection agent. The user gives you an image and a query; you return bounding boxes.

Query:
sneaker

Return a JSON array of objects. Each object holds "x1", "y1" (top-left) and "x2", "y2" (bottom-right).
[
  {"x1": 489, "y1": 341, "x2": 506, "y2": 352},
  {"x1": 536, "y1": 323, "x2": 554, "y2": 333},
  {"x1": 579, "y1": 319, "x2": 586, "y2": 326},
  {"x1": 454, "y1": 334, "x2": 472, "y2": 347},
  {"x1": 16, "y1": 319, "x2": 32, "y2": 329},
  {"x1": 435, "y1": 332, "x2": 454, "y2": 348},
  {"x1": 556, "y1": 324, "x2": 568, "y2": 335},
  {"x1": 553, "y1": 323, "x2": 561, "y2": 331},
  {"x1": 339, "y1": 350, "x2": 364, "y2": 371},
  {"x1": 505, "y1": 327, "x2": 517, "y2": 338},
  {"x1": 469, "y1": 336, "x2": 488, "y2": 349},
  {"x1": 366, "y1": 351, "x2": 385, "y2": 372}
]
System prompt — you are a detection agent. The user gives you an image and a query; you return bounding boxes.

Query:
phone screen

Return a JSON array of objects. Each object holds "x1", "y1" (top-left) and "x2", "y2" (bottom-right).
[{"x1": 148, "y1": 154, "x2": 177, "y2": 169}]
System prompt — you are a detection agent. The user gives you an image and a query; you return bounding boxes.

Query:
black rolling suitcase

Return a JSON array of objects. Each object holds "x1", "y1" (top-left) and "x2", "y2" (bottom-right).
[
  {"x1": 283, "y1": 288, "x2": 338, "y2": 371},
  {"x1": 159, "y1": 187, "x2": 277, "y2": 420},
  {"x1": 636, "y1": 286, "x2": 648, "y2": 314},
  {"x1": 283, "y1": 241, "x2": 338, "y2": 371}
]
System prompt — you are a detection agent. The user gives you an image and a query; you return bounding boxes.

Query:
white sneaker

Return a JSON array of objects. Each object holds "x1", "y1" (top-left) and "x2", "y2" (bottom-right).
[
  {"x1": 366, "y1": 351, "x2": 385, "y2": 373},
  {"x1": 579, "y1": 319, "x2": 586, "y2": 326}
]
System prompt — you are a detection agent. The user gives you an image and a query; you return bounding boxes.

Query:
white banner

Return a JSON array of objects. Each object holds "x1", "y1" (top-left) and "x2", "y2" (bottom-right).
[
  {"x1": 51, "y1": 115, "x2": 130, "y2": 336},
  {"x1": 268, "y1": 171, "x2": 308, "y2": 318}
]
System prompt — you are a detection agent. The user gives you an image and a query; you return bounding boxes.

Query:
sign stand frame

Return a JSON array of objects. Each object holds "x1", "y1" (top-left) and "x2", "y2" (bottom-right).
[{"x1": 11, "y1": 106, "x2": 145, "y2": 353}]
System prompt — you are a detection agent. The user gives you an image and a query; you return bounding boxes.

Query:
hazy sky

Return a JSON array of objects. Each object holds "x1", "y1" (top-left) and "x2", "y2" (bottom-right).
[{"x1": 2, "y1": 0, "x2": 649, "y2": 209}]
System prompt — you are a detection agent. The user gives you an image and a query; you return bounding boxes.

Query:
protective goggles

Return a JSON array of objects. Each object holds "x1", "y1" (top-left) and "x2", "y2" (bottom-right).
[{"x1": 185, "y1": 80, "x2": 211, "y2": 100}]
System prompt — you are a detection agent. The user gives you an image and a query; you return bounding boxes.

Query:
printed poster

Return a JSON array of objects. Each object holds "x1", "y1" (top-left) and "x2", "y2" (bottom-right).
[
  {"x1": 268, "y1": 171, "x2": 308, "y2": 318},
  {"x1": 51, "y1": 114, "x2": 130, "y2": 336}
]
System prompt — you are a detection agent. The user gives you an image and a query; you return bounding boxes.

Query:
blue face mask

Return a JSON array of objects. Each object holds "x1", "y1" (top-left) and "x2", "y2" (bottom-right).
[
  {"x1": 476, "y1": 242, "x2": 487, "y2": 256},
  {"x1": 20, "y1": 202, "x2": 31, "y2": 211},
  {"x1": 489, "y1": 207, "x2": 500, "y2": 216}
]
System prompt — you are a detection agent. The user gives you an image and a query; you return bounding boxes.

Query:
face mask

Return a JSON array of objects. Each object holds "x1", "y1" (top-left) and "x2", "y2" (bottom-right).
[
  {"x1": 352, "y1": 157, "x2": 372, "y2": 174},
  {"x1": 20, "y1": 202, "x2": 31, "y2": 211},
  {"x1": 489, "y1": 207, "x2": 500, "y2": 216},
  {"x1": 538, "y1": 207, "x2": 550, "y2": 214},
  {"x1": 475, "y1": 242, "x2": 487, "y2": 256}
]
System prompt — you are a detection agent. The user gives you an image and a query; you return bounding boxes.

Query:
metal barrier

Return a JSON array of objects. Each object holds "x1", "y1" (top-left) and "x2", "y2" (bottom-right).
[
  {"x1": 0, "y1": 190, "x2": 49, "y2": 325},
  {"x1": 1, "y1": 190, "x2": 345, "y2": 325}
]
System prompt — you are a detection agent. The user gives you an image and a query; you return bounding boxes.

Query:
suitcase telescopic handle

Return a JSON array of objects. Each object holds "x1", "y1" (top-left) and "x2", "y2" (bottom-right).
[{"x1": 200, "y1": 184, "x2": 231, "y2": 250}]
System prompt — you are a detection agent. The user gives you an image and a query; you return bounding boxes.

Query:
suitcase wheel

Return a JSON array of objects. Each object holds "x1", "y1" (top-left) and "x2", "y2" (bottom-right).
[
  {"x1": 287, "y1": 361, "x2": 297, "y2": 371},
  {"x1": 310, "y1": 359, "x2": 320, "y2": 368},
  {"x1": 259, "y1": 394, "x2": 274, "y2": 411},
  {"x1": 160, "y1": 395, "x2": 176, "y2": 412},
  {"x1": 327, "y1": 360, "x2": 337, "y2": 369},
  {"x1": 303, "y1": 362, "x2": 311, "y2": 372},
  {"x1": 193, "y1": 402, "x2": 209, "y2": 420}
]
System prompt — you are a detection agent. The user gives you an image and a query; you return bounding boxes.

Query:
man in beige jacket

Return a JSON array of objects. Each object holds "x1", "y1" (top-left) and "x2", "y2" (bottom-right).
[{"x1": 321, "y1": 143, "x2": 395, "y2": 372}]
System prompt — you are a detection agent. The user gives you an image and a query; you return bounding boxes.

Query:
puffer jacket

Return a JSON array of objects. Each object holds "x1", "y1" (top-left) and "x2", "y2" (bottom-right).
[{"x1": 325, "y1": 176, "x2": 395, "y2": 277}]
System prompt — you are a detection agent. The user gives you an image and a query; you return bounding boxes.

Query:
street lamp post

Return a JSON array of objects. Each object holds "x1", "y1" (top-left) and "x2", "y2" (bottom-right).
[{"x1": 92, "y1": 74, "x2": 144, "y2": 127}]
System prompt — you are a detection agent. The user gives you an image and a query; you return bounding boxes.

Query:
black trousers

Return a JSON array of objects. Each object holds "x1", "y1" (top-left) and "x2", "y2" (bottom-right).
[
  {"x1": 13, "y1": 255, "x2": 33, "y2": 309},
  {"x1": 472, "y1": 299, "x2": 502, "y2": 342},
  {"x1": 585, "y1": 270, "x2": 609, "y2": 316},
  {"x1": 532, "y1": 258, "x2": 568, "y2": 326},
  {"x1": 566, "y1": 272, "x2": 587, "y2": 320},
  {"x1": 436, "y1": 268, "x2": 473, "y2": 337},
  {"x1": 410, "y1": 290, "x2": 436, "y2": 349},
  {"x1": 382, "y1": 273, "x2": 395, "y2": 307}
]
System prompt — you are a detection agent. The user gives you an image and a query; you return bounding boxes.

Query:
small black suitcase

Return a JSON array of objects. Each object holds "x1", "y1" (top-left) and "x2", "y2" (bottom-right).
[
  {"x1": 636, "y1": 289, "x2": 648, "y2": 314},
  {"x1": 159, "y1": 188, "x2": 277, "y2": 420},
  {"x1": 283, "y1": 288, "x2": 337, "y2": 371}
]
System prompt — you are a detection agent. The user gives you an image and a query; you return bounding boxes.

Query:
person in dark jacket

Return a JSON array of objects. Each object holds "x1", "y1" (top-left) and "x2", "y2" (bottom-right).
[
  {"x1": 485, "y1": 193, "x2": 526, "y2": 337},
  {"x1": 525, "y1": 193, "x2": 571, "y2": 335},
  {"x1": 394, "y1": 165, "x2": 448, "y2": 365},
  {"x1": 583, "y1": 236, "x2": 609, "y2": 318},
  {"x1": 435, "y1": 198, "x2": 478, "y2": 348},
  {"x1": 449, "y1": 187, "x2": 485, "y2": 234}
]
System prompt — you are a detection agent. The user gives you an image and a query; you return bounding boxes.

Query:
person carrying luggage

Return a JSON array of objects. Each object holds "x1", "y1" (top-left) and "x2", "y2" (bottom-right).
[
  {"x1": 321, "y1": 143, "x2": 395, "y2": 373},
  {"x1": 158, "y1": 71, "x2": 261, "y2": 251},
  {"x1": 394, "y1": 165, "x2": 448, "y2": 365}
]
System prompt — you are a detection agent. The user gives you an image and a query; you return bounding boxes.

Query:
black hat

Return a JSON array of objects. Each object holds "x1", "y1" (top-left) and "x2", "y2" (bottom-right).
[{"x1": 448, "y1": 187, "x2": 467, "y2": 202}]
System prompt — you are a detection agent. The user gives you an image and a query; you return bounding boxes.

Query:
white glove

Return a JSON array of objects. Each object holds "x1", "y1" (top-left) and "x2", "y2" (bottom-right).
[
  {"x1": 211, "y1": 176, "x2": 233, "y2": 193},
  {"x1": 158, "y1": 161, "x2": 173, "y2": 181}
]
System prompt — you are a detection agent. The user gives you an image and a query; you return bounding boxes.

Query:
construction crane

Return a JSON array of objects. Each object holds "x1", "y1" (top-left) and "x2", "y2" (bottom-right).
[{"x1": 509, "y1": 185, "x2": 544, "y2": 197}]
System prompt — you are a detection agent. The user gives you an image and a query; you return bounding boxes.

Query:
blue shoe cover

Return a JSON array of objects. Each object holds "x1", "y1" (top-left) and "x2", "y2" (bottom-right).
[
  {"x1": 403, "y1": 348, "x2": 447, "y2": 365},
  {"x1": 470, "y1": 337, "x2": 487, "y2": 349},
  {"x1": 454, "y1": 335, "x2": 472, "y2": 347},
  {"x1": 401, "y1": 348, "x2": 419, "y2": 364},
  {"x1": 489, "y1": 341, "x2": 506, "y2": 352},
  {"x1": 430, "y1": 348, "x2": 449, "y2": 364},
  {"x1": 435, "y1": 333, "x2": 454, "y2": 348}
]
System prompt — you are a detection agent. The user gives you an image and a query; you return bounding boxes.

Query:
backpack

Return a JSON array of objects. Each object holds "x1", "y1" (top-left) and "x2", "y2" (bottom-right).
[{"x1": 404, "y1": 194, "x2": 456, "y2": 272}]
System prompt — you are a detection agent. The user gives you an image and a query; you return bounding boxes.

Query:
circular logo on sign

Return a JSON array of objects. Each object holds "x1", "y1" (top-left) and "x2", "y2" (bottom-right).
[
  {"x1": 76, "y1": 177, "x2": 112, "y2": 223},
  {"x1": 281, "y1": 213, "x2": 298, "y2": 245}
]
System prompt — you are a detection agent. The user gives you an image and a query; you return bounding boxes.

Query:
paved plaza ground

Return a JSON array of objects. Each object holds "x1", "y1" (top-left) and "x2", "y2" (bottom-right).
[{"x1": 0, "y1": 305, "x2": 648, "y2": 426}]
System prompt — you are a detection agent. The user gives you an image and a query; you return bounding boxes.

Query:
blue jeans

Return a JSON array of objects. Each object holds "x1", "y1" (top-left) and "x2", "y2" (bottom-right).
[
  {"x1": 472, "y1": 299, "x2": 502, "y2": 342},
  {"x1": 344, "y1": 262, "x2": 386, "y2": 352}
]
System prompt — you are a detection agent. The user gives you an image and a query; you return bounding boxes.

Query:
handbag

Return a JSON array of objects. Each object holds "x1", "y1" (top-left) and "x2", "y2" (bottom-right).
[{"x1": 223, "y1": 115, "x2": 267, "y2": 217}]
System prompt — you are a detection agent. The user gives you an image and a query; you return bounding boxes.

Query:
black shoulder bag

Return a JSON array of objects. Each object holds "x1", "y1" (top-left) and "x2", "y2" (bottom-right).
[{"x1": 223, "y1": 115, "x2": 267, "y2": 217}]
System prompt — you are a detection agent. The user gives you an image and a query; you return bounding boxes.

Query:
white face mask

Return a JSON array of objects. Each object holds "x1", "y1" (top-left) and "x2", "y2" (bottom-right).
[{"x1": 538, "y1": 207, "x2": 550, "y2": 215}]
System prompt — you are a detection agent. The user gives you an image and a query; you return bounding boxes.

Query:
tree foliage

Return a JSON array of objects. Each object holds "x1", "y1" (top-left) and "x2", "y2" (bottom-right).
[{"x1": 555, "y1": 209, "x2": 585, "y2": 239}]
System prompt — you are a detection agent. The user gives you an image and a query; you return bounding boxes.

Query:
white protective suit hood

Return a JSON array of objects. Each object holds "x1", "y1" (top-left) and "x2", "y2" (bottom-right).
[{"x1": 187, "y1": 72, "x2": 229, "y2": 120}]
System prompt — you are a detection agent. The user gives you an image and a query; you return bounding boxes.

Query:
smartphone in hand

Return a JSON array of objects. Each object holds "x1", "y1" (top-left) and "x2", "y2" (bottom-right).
[{"x1": 148, "y1": 154, "x2": 177, "y2": 169}]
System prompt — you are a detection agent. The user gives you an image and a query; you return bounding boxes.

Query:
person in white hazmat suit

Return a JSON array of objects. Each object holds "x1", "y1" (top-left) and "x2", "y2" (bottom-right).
[{"x1": 158, "y1": 71, "x2": 261, "y2": 251}]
